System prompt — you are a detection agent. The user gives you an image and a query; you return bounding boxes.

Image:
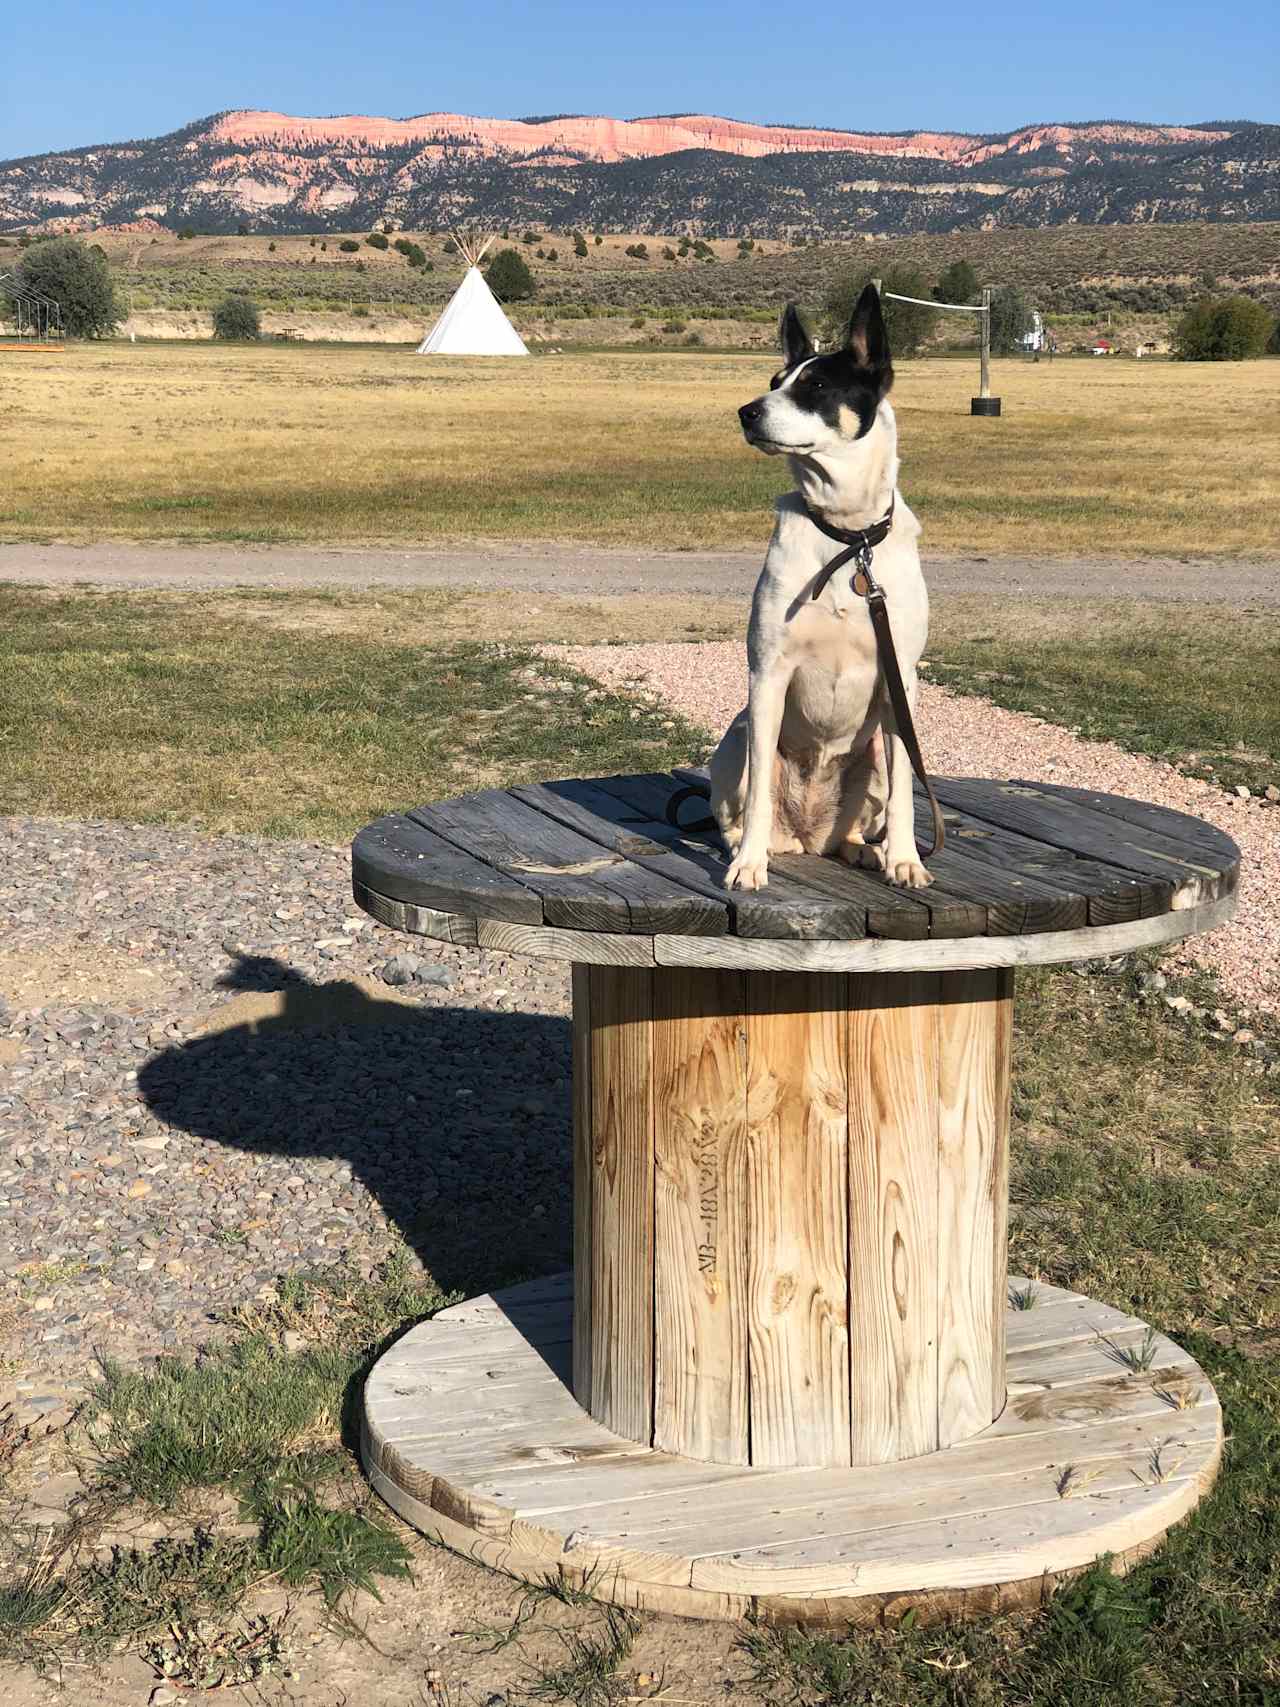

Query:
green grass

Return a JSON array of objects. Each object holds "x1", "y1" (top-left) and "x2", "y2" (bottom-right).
[
  {"x1": 927, "y1": 600, "x2": 1280, "y2": 797},
  {"x1": 0, "y1": 588, "x2": 710, "y2": 839}
]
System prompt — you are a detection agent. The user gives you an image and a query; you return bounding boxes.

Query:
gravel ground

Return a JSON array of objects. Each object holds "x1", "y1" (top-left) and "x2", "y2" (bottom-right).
[
  {"x1": 0, "y1": 816, "x2": 573, "y2": 1438},
  {"x1": 549, "y1": 640, "x2": 1279, "y2": 1016}
]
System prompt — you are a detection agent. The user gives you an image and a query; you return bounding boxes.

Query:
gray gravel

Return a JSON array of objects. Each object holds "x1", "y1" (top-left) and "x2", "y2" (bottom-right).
[
  {"x1": 0, "y1": 815, "x2": 572, "y2": 1419},
  {"x1": 4, "y1": 541, "x2": 1280, "y2": 605}
]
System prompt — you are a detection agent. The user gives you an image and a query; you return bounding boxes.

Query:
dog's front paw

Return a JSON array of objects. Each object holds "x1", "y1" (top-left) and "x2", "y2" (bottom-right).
[
  {"x1": 725, "y1": 848, "x2": 770, "y2": 890},
  {"x1": 888, "y1": 857, "x2": 933, "y2": 889}
]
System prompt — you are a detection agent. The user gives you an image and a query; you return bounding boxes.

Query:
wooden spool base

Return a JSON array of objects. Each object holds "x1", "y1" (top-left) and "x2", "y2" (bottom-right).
[{"x1": 362, "y1": 1272, "x2": 1221, "y2": 1625}]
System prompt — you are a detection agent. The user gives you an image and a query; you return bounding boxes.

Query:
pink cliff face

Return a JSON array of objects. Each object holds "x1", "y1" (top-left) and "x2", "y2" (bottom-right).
[{"x1": 206, "y1": 110, "x2": 1231, "y2": 166}]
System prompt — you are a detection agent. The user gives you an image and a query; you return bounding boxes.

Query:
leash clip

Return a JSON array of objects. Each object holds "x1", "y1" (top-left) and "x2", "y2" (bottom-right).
[{"x1": 851, "y1": 543, "x2": 878, "y2": 599}]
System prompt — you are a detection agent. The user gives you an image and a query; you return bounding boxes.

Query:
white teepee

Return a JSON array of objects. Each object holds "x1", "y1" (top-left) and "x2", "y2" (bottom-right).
[{"x1": 416, "y1": 232, "x2": 529, "y2": 356}]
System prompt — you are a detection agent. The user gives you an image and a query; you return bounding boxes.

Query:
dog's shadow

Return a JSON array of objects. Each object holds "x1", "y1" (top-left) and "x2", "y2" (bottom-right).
[{"x1": 137, "y1": 954, "x2": 572, "y2": 1296}]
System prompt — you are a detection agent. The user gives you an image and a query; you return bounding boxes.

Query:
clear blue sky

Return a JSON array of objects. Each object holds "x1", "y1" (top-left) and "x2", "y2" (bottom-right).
[{"x1": 3, "y1": 0, "x2": 1276, "y2": 161}]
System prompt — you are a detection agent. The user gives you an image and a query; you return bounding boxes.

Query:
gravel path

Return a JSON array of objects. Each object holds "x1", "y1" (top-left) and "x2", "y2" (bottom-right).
[
  {"x1": 4, "y1": 540, "x2": 1280, "y2": 605},
  {"x1": 549, "y1": 640, "x2": 1280, "y2": 1016},
  {"x1": 0, "y1": 816, "x2": 573, "y2": 1433}
]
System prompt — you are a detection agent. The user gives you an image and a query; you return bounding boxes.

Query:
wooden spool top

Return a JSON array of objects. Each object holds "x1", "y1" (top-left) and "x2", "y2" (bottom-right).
[{"x1": 351, "y1": 773, "x2": 1239, "y2": 973}]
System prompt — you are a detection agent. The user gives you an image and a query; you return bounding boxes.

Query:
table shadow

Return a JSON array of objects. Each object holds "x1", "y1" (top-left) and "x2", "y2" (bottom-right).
[{"x1": 136, "y1": 954, "x2": 572, "y2": 1300}]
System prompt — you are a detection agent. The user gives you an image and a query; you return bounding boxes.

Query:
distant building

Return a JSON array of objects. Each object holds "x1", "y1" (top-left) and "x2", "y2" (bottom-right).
[
  {"x1": 1018, "y1": 310, "x2": 1046, "y2": 353},
  {"x1": 1091, "y1": 336, "x2": 1113, "y2": 356}
]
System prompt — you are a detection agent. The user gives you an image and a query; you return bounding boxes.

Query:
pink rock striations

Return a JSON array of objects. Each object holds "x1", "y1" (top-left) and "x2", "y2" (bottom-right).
[{"x1": 206, "y1": 109, "x2": 1230, "y2": 167}]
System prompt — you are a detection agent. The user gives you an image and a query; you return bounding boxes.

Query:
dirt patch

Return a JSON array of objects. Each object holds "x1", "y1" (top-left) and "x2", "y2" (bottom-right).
[{"x1": 0, "y1": 945, "x2": 170, "y2": 1011}]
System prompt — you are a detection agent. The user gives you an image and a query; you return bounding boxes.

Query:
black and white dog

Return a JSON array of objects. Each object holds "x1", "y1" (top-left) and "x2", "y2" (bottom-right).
[{"x1": 709, "y1": 284, "x2": 932, "y2": 891}]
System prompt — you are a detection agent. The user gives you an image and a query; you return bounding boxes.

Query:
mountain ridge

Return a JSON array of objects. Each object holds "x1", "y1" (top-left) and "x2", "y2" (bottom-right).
[{"x1": 2, "y1": 108, "x2": 1277, "y2": 236}]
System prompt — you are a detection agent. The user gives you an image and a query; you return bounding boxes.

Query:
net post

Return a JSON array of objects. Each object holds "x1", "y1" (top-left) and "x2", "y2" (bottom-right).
[{"x1": 979, "y1": 286, "x2": 991, "y2": 398}]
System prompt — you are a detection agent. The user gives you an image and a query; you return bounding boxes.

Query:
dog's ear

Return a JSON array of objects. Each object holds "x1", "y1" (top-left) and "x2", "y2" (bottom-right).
[
  {"x1": 844, "y1": 283, "x2": 893, "y2": 391},
  {"x1": 778, "y1": 303, "x2": 815, "y2": 369}
]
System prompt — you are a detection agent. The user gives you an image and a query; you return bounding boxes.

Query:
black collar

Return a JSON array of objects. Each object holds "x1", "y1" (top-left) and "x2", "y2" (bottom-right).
[{"x1": 805, "y1": 495, "x2": 895, "y2": 602}]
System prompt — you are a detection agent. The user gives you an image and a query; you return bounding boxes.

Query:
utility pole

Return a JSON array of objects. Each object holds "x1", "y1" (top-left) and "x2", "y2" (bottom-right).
[{"x1": 971, "y1": 286, "x2": 1001, "y2": 416}]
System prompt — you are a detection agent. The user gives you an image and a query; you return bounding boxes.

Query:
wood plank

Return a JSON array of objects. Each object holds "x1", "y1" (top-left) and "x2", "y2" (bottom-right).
[
  {"x1": 572, "y1": 966, "x2": 593, "y2": 1405},
  {"x1": 615, "y1": 1403, "x2": 1220, "y2": 1565},
  {"x1": 1015, "y1": 782, "x2": 1241, "y2": 865},
  {"x1": 654, "y1": 895, "x2": 1236, "y2": 973},
  {"x1": 591, "y1": 772, "x2": 870, "y2": 941},
  {"x1": 352, "y1": 813, "x2": 541, "y2": 921},
  {"x1": 350, "y1": 879, "x2": 479, "y2": 945},
  {"x1": 475, "y1": 919, "x2": 655, "y2": 965},
  {"x1": 992, "y1": 970, "x2": 1013, "y2": 1417},
  {"x1": 651, "y1": 969, "x2": 750, "y2": 1464},
  {"x1": 931, "y1": 779, "x2": 1237, "y2": 904},
  {"x1": 411, "y1": 790, "x2": 721, "y2": 933},
  {"x1": 587, "y1": 965, "x2": 655, "y2": 1443},
  {"x1": 847, "y1": 972, "x2": 940, "y2": 1464},
  {"x1": 768, "y1": 853, "x2": 944, "y2": 941},
  {"x1": 908, "y1": 838, "x2": 1085, "y2": 935},
  {"x1": 747, "y1": 973, "x2": 852, "y2": 1467},
  {"x1": 936, "y1": 970, "x2": 1005, "y2": 1447},
  {"x1": 511, "y1": 780, "x2": 730, "y2": 935}
]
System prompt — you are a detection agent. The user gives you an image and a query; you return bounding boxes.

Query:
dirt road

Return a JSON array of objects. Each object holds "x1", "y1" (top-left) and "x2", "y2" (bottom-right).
[{"x1": 3, "y1": 541, "x2": 1278, "y2": 604}]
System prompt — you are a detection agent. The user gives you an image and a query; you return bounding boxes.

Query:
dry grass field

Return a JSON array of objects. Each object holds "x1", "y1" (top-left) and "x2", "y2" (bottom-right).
[{"x1": 2, "y1": 340, "x2": 1278, "y2": 555}]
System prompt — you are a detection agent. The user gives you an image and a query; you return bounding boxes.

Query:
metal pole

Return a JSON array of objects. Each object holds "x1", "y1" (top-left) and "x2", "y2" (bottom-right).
[
  {"x1": 872, "y1": 276, "x2": 882, "y2": 297},
  {"x1": 979, "y1": 286, "x2": 991, "y2": 399}
]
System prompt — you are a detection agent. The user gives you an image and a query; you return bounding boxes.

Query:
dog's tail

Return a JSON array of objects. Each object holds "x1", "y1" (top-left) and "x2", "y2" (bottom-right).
[{"x1": 665, "y1": 781, "x2": 718, "y2": 834}]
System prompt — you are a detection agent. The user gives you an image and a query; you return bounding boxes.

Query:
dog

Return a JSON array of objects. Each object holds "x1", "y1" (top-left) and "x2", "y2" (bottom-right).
[{"x1": 709, "y1": 283, "x2": 933, "y2": 892}]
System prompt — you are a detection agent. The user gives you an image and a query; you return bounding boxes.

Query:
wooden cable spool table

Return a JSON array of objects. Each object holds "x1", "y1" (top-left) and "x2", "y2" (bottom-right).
[{"x1": 352, "y1": 771, "x2": 1237, "y2": 1622}]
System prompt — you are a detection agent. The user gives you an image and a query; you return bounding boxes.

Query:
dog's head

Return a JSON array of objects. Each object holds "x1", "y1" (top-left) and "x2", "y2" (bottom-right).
[{"x1": 738, "y1": 284, "x2": 894, "y2": 456}]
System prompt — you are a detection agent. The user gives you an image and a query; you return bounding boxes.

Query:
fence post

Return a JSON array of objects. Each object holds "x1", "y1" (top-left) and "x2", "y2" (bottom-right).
[{"x1": 979, "y1": 286, "x2": 991, "y2": 399}]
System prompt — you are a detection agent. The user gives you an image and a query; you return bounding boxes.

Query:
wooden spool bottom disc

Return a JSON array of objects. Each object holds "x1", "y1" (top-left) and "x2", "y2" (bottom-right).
[{"x1": 362, "y1": 1272, "x2": 1221, "y2": 1625}]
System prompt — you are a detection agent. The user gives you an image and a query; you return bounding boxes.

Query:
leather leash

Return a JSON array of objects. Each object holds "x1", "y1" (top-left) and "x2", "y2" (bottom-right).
[{"x1": 805, "y1": 499, "x2": 946, "y2": 861}]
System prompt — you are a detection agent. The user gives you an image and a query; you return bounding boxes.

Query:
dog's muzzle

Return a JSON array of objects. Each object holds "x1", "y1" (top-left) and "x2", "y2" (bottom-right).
[{"x1": 738, "y1": 400, "x2": 764, "y2": 434}]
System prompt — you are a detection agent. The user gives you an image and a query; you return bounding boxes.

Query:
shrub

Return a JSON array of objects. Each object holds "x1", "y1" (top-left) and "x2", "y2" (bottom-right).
[
  {"x1": 824, "y1": 266, "x2": 938, "y2": 356},
  {"x1": 625, "y1": 243, "x2": 649, "y2": 259},
  {"x1": 546, "y1": 248, "x2": 558, "y2": 262},
  {"x1": 338, "y1": 239, "x2": 359, "y2": 253},
  {"x1": 661, "y1": 246, "x2": 676, "y2": 261},
  {"x1": 988, "y1": 285, "x2": 1035, "y2": 354},
  {"x1": 573, "y1": 233, "x2": 588, "y2": 257},
  {"x1": 484, "y1": 247, "x2": 535, "y2": 302},
  {"x1": 662, "y1": 318, "x2": 686, "y2": 334},
  {"x1": 351, "y1": 305, "x2": 369, "y2": 318},
  {"x1": 365, "y1": 232, "x2": 389, "y2": 250},
  {"x1": 267, "y1": 241, "x2": 276, "y2": 252},
  {"x1": 394, "y1": 238, "x2": 426, "y2": 268},
  {"x1": 16, "y1": 236, "x2": 121, "y2": 337},
  {"x1": 320, "y1": 242, "x2": 327, "y2": 252},
  {"x1": 522, "y1": 230, "x2": 539, "y2": 245},
  {"x1": 443, "y1": 238, "x2": 458, "y2": 254},
  {"x1": 1173, "y1": 295, "x2": 1275, "y2": 361},
  {"x1": 594, "y1": 234, "x2": 602, "y2": 245},
  {"x1": 934, "y1": 258, "x2": 979, "y2": 304},
  {"x1": 211, "y1": 294, "x2": 261, "y2": 340},
  {"x1": 630, "y1": 315, "x2": 646, "y2": 329},
  {"x1": 237, "y1": 222, "x2": 250, "y2": 237},
  {"x1": 177, "y1": 226, "x2": 196, "y2": 240}
]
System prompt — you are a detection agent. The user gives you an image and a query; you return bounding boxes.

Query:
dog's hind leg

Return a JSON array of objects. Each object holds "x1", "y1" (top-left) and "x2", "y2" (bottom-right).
[{"x1": 829, "y1": 730, "x2": 889, "y2": 867}]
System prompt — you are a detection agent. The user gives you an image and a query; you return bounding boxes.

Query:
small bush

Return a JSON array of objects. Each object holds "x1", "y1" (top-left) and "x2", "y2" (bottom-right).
[
  {"x1": 662, "y1": 318, "x2": 686, "y2": 334},
  {"x1": 338, "y1": 239, "x2": 359, "y2": 253},
  {"x1": 485, "y1": 247, "x2": 535, "y2": 302},
  {"x1": 1173, "y1": 294, "x2": 1275, "y2": 360},
  {"x1": 630, "y1": 315, "x2": 646, "y2": 329},
  {"x1": 573, "y1": 233, "x2": 588, "y2": 257},
  {"x1": 661, "y1": 246, "x2": 677, "y2": 261},
  {"x1": 546, "y1": 247, "x2": 558, "y2": 262},
  {"x1": 211, "y1": 294, "x2": 261, "y2": 340},
  {"x1": 365, "y1": 232, "x2": 389, "y2": 251},
  {"x1": 442, "y1": 238, "x2": 457, "y2": 255},
  {"x1": 351, "y1": 305, "x2": 369, "y2": 317},
  {"x1": 594, "y1": 234, "x2": 602, "y2": 245},
  {"x1": 267, "y1": 241, "x2": 276, "y2": 252}
]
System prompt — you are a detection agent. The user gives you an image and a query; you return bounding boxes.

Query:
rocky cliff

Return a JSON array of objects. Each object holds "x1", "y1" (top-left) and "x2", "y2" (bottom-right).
[{"x1": 2, "y1": 109, "x2": 1275, "y2": 236}]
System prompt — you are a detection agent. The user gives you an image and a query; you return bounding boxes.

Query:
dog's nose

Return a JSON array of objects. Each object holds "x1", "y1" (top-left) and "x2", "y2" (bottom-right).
[{"x1": 739, "y1": 400, "x2": 764, "y2": 428}]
